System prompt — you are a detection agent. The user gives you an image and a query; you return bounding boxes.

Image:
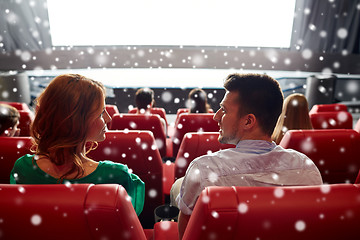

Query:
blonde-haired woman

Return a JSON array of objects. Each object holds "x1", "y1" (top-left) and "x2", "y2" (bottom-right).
[
  {"x1": 272, "y1": 93, "x2": 313, "y2": 144},
  {"x1": 10, "y1": 74, "x2": 144, "y2": 215}
]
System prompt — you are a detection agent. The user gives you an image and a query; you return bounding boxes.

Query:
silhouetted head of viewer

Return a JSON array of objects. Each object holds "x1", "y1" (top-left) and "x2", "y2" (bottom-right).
[
  {"x1": 0, "y1": 103, "x2": 20, "y2": 137},
  {"x1": 135, "y1": 88, "x2": 155, "y2": 113},
  {"x1": 187, "y1": 88, "x2": 210, "y2": 113},
  {"x1": 213, "y1": 73, "x2": 284, "y2": 145},
  {"x1": 272, "y1": 93, "x2": 313, "y2": 144}
]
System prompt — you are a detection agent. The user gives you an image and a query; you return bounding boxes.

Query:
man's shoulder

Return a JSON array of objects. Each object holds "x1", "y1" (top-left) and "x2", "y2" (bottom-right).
[
  {"x1": 192, "y1": 147, "x2": 236, "y2": 162},
  {"x1": 273, "y1": 145, "x2": 309, "y2": 158}
]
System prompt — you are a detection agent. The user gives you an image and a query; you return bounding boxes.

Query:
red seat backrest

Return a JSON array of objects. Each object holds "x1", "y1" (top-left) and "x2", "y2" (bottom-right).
[
  {"x1": 87, "y1": 130, "x2": 163, "y2": 228},
  {"x1": 0, "y1": 184, "x2": 147, "y2": 240},
  {"x1": 129, "y1": 107, "x2": 168, "y2": 126},
  {"x1": 105, "y1": 104, "x2": 120, "y2": 129},
  {"x1": 176, "y1": 108, "x2": 189, "y2": 116},
  {"x1": 280, "y1": 129, "x2": 360, "y2": 184},
  {"x1": 0, "y1": 136, "x2": 32, "y2": 183},
  {"x1": 172, "y1": 113, "x2": 219, "y2": 157},
  {"x1": 175, "y1": 132, "x2": 234, "y2": 180},
  {"x1": 184, "y1": 184, "x2": 360, "y2": 240},
  {"x1": 309, "y1": 103, "x2": 348, "y2": 114},
  {"x1": 109, "y1": 113, "x2": 167, "y2": 157},
  {"x1": 309, "y1": 111, "x2": 352, "y2": 129},
  {"x1": 105, "y1": 104, "x2": 120, "y2": 117},
  {"x1": 174, "y1": 108, "x2": 214, "y2": 125},
  {"x1": 0, "y1": 101, "x2": 30, "y2": 111},
  {"x1": 176, "y1": 108, "x2": 214, "y2": 115},
  {"x1": 17, "y1": 110, "x2": 34, "y2": 136}
]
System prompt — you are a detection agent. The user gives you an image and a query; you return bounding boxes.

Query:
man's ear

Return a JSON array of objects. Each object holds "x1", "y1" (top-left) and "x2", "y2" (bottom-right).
[{"x1": 244, "y1": 114, "x2": 256, "y2": 129}]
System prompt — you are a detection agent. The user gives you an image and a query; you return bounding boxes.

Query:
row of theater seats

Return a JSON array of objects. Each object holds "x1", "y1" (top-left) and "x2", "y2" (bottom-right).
[
  {"x1": 5, "y1": 101, "x2": 360, "y2": 157},
  {"x1": 111, "y1": 103, "x2": 360, "y2": 158},
  {"x1": 2, "y1": 128, "x2": 360, "y2": 228},
  {"x1": 107, "y1": 105, "x2": 219, "y2": 157},
  {"x1": 1, "y1": 183, "x2": 359, "y2": 239},
  {"x1": 2, "y1": 102, "x2": 360, "y2": 229}
]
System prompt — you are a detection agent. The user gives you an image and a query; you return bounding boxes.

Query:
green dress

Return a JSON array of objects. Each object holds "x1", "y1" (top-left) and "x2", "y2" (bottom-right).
[{"x1": 10, "y1": 154, "x2": 145, "y2": 215}]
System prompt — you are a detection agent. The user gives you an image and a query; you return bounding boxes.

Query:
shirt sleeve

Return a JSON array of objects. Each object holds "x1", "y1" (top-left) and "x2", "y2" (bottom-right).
[
  {"x1": 176, "y1": 161, "x2": 202, "y2": 215},
  {"x1": 110, "y1": 162, "x2": 145, "y2": 216},
  {"x1": 9, "y1": 155, "x2": 24, "y2": 184},
  {"x1": 128, "y1": 172, "x2": 145, "y2": 216}
]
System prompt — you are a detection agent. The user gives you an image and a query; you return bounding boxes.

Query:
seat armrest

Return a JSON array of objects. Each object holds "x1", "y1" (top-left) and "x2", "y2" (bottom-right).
[
  {"x1": 162, "y1": 161, "x2": 175, "y2": 195},
  {"x1": 166, "y1": 138, "x2": 173, "y2": 157},
  {"x1": 153, "y1": 221, "x2": 178, "y2": 240}
]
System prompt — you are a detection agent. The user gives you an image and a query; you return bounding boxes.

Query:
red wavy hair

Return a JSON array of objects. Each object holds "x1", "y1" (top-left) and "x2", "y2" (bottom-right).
[{"x1": 31, "y1": 74, "x2": 105, "y2": 182}]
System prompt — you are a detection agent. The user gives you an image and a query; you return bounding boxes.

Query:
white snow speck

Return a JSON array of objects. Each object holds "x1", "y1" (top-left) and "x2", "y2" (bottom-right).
[
  {"x1": 295, "y1": 220, "x2": 306, "y2": 232},
  {"x1": 238, "y1": 203, "x2": 248, "y2": 214},
  {"x1": 320, "y1": 184, "x2": 331, "y2": 194},
  {"x1": 274, "y1": 188, "x2": 284, "y2": 198},
  {"x1": 31, "y1": 214, "x2": 42, "y2": 226}
]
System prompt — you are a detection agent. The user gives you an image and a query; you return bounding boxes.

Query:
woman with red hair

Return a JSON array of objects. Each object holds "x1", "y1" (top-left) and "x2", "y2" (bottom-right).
[{"x1": 10, "y1": 74, "x2": 144, "y2": 215}]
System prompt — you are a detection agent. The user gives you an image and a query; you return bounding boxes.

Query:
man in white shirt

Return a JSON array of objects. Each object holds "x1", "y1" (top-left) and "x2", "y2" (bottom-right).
[{"x1": 173, "y1": 73, "x2": 323, "y2": 239}]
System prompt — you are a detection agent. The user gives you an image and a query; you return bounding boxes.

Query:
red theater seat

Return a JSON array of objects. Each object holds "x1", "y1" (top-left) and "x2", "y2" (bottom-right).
[
  {"x1": 279, "y1": 129, "x2": 360, "y2": 184},
  {"x1": 105, "y1": 104, "x2": 120, "y2": 129},
  {"x1": 175, "y1": 132, "x2": 233, "y2": 180},
  {"x1": 129, "y1": 107, "x2": 168, "y2": 127},
  {"x1": 0, "y1": 184, "x2": 152, "y2": 240},
  {"x1": 309, "y1": 111, "x2": 353, "y2": 129},
  {"x1": 110, "y1": 113, "x2": 169, "y2": 157},
  {"x1": 176, "y1": 108, "x2": 214, "y2": 115},
  {"x1": 172, "y1": 113, "x2": 219, "y2": 157},
  {"x1": 309, "y1": 103, "x2": 348, "y2": 114},
  {"x1": 181, "y1": 184, "x2": 360, "y2": 240},
  {"x1": 174, "y1": 108, "x2": 214, "y2": 126},
  {"x1": 0, "y1": 136, "x2": 32, "y2": 183},
  {"x1": 87, "y1": 130, "x2": 163, "y2": 228},
  {"x1": 105, "y1": 104, "x2": 120, "y2": 117},
  {"x1": 0, "y1": 101, "x2": 31, "y2": 111},
  {"x1": 17, "y1": 110, "x2": 34, "y2": 136}
]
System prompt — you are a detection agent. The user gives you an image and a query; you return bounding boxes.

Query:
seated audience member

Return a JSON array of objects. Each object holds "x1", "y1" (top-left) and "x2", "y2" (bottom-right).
[
  {"x1": 187, "y1": 88, "x2": 211, "y2": 113},
  {"x1": 272, "y1": 93, "x2": 313, "y2": 144},
  {"x1": 0, "y1": 103, "x2": 20, "y2": 137},
  {"x1": 10, "y1": 74, "x2": 144, "y2": 215},
  {"x1": 135, "y1": 87, "x2": 155, "y2": 113},
  {"x1": 135, "y1": 87, "x2": 167, "y2": 133},
  {"x1": 172, "y1": 73, "x2": 323, "y2": 239}
]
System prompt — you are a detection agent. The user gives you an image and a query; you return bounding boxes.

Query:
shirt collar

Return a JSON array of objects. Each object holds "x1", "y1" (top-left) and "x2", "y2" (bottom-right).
[{"x1": 235, "y1": 140, "x2": 276, "y2": 154}]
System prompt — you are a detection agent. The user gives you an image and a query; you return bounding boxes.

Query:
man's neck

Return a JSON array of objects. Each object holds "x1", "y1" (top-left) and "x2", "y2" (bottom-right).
[{"x1": 238, "y1": 130, "x2": 273, "y2": 143}]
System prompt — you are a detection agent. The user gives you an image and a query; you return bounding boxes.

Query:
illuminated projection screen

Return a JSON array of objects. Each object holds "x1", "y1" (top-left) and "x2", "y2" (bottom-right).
[{"x1": 48, "y1": 0, "x2": 296, "y2": 48}]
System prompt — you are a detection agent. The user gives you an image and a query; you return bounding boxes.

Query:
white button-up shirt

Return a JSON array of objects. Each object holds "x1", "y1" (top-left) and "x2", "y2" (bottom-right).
[{"x1": 177, "y1": 140, "x2": 323, "y2": 215}]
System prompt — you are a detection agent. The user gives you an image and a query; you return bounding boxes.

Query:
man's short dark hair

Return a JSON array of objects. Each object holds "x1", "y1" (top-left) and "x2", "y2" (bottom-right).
[
  {"x1": 224, "y1": 73, "x2": 283, "y2": 136},
  {"x1": 135, "y1": 88, "x2": 154, "y2": 110}
]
